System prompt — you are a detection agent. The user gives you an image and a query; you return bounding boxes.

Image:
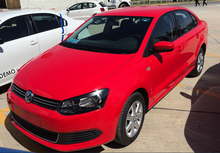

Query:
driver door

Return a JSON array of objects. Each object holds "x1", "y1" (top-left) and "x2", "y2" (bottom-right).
[
  {"x1": 67, "y1": 3, "x2": 83, "y2": 19},
  {"x1": 148, "y1": 12, "x2": 183, "y2": 103}
]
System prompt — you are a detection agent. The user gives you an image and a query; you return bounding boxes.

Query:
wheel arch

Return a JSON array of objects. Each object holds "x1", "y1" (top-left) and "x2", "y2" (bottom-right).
[
  {"x1": 114, "y1": 89, "x2": 148, "y2": 145},
  {"x1": 119, "y1": 2, "x2": 129, "y2": 8},
  {"x1": 201, "y1": 43, "x2": 206, "y2": 54},
  {"x1": 132, "y1": 88, "x2": 149, "y2": 113}
]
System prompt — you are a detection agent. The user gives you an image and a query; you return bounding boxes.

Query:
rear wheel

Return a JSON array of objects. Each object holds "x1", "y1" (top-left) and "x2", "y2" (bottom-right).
[
  {"x1": 119, "y1": 3, "x2": 128, "y2": 7},
  {"x1": 188, "y1": 48, "x2": 205, "y2": 77},
  {"x1": 115, "y1": 92, "x2": 145, "y2": 146}
]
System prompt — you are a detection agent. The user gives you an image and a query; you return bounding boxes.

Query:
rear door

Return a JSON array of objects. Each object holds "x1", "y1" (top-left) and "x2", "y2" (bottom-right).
[
  {"x1": 82, "y1": 3, "x2": 93, "y2": 18},
  {"x1": 31, "y1": 13, "x2": 65, "y2": 53},
  {"x1": 174, "y1": 10, "x2": 200, "y2": 75},
  {"x1": 87, "y1": 2, "x2": 100, "y2": 16},
  {"x1": 0, "y1": 15, "x2": 39, "y2": 86}
]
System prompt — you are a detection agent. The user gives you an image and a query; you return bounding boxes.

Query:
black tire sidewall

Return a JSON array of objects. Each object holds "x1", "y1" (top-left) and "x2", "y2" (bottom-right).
[
  {"x1": 119, "y1": 3, "x2": 127, "y2": 7},
  {"x1": 188, "y1": 48, "x2": 205, "y2": 77},
  {"x1": 116, "y1": 92, "x2": 145, "y2": 145}
]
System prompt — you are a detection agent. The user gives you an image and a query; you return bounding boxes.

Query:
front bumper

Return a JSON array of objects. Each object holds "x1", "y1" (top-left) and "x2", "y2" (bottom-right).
[{"x1": 7, "y1": 87, "x2": 118, "y2": 151}]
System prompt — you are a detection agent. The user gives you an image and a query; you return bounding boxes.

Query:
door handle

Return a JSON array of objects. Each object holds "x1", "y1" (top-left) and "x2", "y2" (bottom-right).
[
  {"x1": 30, "y1": 40, "x2": 38, "y2": 45},
  {"x1": 196, "y1": 33, "x2": 199, "y2": 39}
]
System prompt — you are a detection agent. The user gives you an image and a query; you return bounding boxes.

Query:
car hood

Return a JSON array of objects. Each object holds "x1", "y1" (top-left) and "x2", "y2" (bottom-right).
[{"x1": 14, "y1": 45, "x2": 134, "y2": 100}]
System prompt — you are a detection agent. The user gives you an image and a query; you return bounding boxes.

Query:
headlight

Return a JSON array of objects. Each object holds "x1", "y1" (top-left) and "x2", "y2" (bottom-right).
[{"x1": 57, "y1": 88, "x2": 109, "y2": 115}]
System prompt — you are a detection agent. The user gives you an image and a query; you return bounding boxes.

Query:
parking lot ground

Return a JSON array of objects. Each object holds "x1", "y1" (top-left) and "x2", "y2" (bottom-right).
[
  {"x1": 0, "y1": 2, "x2": 220, "y2": 152},
  {"x1": 0, "y1": 147, "x2": 30, "y2": 153}
]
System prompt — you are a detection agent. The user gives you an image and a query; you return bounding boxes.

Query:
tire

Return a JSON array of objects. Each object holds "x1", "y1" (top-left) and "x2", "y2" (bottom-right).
[
  {"x1": 115, "y1": 92, "x2": 145, "y2": 146},
  {"x1": 119, "y1": 3, "x2": 128, "y2": 8},
  {"x1": 188, "y1": 48, "x2": 205, "y2": 77}
]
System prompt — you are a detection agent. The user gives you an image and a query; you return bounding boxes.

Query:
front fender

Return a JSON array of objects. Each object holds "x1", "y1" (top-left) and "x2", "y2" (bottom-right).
[{"x1": 96, "y1": 56, "x2": 153, "y2": 136}]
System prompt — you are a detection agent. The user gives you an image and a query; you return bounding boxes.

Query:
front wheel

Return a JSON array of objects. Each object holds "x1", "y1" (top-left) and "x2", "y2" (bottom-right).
[
  {"x1": 114, "y1": 92, "x2": 145, "y2": 146},
  {"x1": 188, "y1": 48, "x2": 205, "y2": 77}
]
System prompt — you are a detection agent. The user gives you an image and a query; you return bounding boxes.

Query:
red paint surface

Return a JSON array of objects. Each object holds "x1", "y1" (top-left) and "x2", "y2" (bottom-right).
[{"x1": 7, "y1": 6, "x2": 208, "y2": 152}]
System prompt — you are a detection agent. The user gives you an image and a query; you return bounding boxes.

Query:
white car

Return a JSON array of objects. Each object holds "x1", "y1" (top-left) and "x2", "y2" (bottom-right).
[
  {"x1": 0, "y1": 9, "x2": 84, "y2": 87},
  {"x1": 106, "y1": 0, "x2": 131, "y2": 8},
  {"x1": 60, "y1": 1, "x2": 108, "y2": 20}
]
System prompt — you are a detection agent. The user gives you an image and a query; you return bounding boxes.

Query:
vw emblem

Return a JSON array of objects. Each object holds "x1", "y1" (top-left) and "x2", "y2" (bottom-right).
[{"x1": 25, "y1": 90, "x2": 34, "y2": 103}]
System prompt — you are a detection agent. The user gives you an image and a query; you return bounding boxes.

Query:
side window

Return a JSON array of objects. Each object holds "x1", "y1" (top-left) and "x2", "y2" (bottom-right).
[
  {"x1": 151, "y1": 12, "x2": 177, "y2": 45},
  {"x1": 0, "y1": 15, "x2": 31, "y2": 42},
  {"x1": 82, "y1": 3, "x2": 88, "y2": 9},
  {"x1": 32, "y1": 14, "x2": 60, "y2": 33},
  {"x1": 190, "y1": 13, "x2": 198, "y2": 27},
  {"x1": 57, "y1": 17, "x2": 68, "y2": 27},
  {"x1": 99, "y1": 2, "x2": 106, "y2": 7},
  {"x1": 88, "y1": 3, "x2": 96, "y2": 8},
  {"x1": 174, "y1": 10, "x2": 195, "y2": 35},
  {"x1": 69, "y1": 4, "x2": 82, "y2": 10}
]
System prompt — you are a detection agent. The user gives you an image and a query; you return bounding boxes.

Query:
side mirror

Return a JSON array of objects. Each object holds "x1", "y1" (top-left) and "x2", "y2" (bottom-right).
[
  {"x1": 0, "y1": 38, "x2": 4, "y2": 44},
  {"x1": 153, "y1": 41, "x2": 174, "y2": 53},
  {"x1": 66, "y1": 8, "x2": 70, "y2": 11}
]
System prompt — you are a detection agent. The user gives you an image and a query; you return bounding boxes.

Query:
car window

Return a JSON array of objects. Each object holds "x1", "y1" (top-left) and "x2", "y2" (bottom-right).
[
  {"x1": 60, "y1": 16, "x2": 152, "y2": 54},
  {"x1": 32, "y1": 14, "x2": 60, "y2": 33},
  {"x1": 0, "y1": 15, "x2": 32, "y2": 42},
  {"x1": 88, "y1": 3, "x2": 96, "y2": 8},
  {"x1": 99, "y1": 2, "x2": 107, "y2": 7},
  {"x1": 57, "y1": 17, "x2": 68, "y2": 27},
  {"x1": 151, "y1": 12, "x2": 177, "y2": 44},
  {"x1": 190, "y1": 13, "x2": 198, "y2": 27},
  {"x1": 69, "y1": 3, "x2": 82, "y2": 10},
  {"x1": 77, "y1": 17, "x2": 108, "y2": 40},
  {"x1": 174, "y1": 10, "x2": 196, "y2": 35},
  {"x1": 82, "y1": 3, "x2": 87, "y2": 9}
]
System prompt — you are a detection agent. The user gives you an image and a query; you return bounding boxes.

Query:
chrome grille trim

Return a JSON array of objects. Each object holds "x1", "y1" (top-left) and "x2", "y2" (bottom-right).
[
  {"x1": 12, "y1": 84, "x2": 26, "y2": 98},
  {"x1": 11, "y1": 83, "x2": 60, "y2": 110},
  {"x1": 32, "y1": 97, "x2": 58, "y2": 108}
]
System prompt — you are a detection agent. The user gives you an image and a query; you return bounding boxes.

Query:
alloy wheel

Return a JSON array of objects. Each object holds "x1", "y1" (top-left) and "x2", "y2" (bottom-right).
[{"x1": 125, "y1": 101, "x2": 143, "y2": 138}]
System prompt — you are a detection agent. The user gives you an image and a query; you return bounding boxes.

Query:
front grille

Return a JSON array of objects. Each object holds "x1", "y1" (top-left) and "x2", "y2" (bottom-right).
[
  {"x1": 69, "y1": 131, "x2": 99, "y2": 143},
  {"x1": 57, "y1": 130, "x2": 102, "y2": 144},
  {"x1": 11, "y1": 83, "x2": 60, "y2": 110},
  {"x1": 11, "y1": 83, "x2": 26, "y2": 99},
  {"x1": 12, "y1": 111, "x2": 102, "y2": 144},
  {"x1": 12, "y1": 111, "x2": 58, "y2": 143}
]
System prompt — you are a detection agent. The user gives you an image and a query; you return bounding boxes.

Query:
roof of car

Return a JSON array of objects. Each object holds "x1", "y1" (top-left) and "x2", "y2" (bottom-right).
[
  {"x1": 74, "y1": 1, "x2": 102, "y2": 4},
  {"x1": 97, "y1": 5, "x2": 187, "y2": 17},
  {"x1": 0, "y1": 9, "x2": 59, "y2": 24}
]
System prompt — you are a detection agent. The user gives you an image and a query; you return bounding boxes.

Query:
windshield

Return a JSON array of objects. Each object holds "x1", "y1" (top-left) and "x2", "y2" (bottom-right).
[
  {"x1": 60, "y1": 16, "x2": 153, "y2": 54},
  {"x1": 99, "y1": 2, "x2": 107, "y2": 7}
]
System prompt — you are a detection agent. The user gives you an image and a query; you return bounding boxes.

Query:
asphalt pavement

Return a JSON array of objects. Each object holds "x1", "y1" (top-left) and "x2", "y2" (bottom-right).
[{"x1": 0, "y1": 1, "x2": 220, "y2": 152}]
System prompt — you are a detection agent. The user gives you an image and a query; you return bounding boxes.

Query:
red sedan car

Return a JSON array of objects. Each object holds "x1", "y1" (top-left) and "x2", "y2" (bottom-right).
[{"x1": 7, "y1": 6, "x2": 207, "y2": 151}]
